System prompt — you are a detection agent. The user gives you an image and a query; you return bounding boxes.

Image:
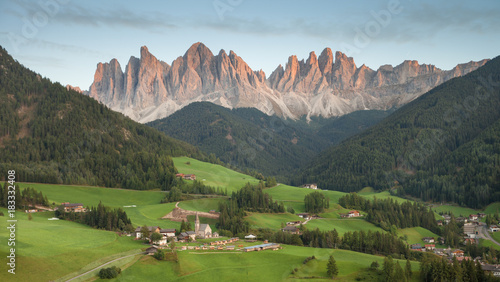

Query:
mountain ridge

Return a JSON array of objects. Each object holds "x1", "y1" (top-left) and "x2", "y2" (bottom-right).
[
  {"x1": 293, "y1": 55, "x2": 500, "y2": 208},
  {"x1": 87, "y1": 42, "x2": 488, "y2": 123}
]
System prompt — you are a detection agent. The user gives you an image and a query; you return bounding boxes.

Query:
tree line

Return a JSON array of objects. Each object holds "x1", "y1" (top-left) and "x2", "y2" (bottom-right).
[
  {"x1": 338, "y1": 193, "x2": 438, "y2": 233},
  {"x1": 231, "y1": 182, "x2": 285, "y2": 213},
  {"x1": 0, "y1": 184, "x2": 49, "y2": 209},
  {"x1": 55, "y1": 201, "x2": 133, "y2": 232}
]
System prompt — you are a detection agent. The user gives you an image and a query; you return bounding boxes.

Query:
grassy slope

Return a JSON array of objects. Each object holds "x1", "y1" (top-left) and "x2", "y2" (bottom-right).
[
  {"x1": 246, "y1": 213, "x2": 305, "y2": 230},
  {"x1": 17, "y1": 182, "x2": 165, "y2": 208},
  {"x1": 177, "y1": 198, "x2": 222, "y2": 212},
  {"x1": 397, "y1": 227, "x2": 442, "y2": 246},
  {"x1": 0, "y1": 208, "x2": 143, "y2": 282},
  {"x1": 112, "y1": 245, "x2": 420, "y2": 281},
  {"x1": 173, "y1": 157, "x2": 260, "y2": 194},
  {"x1": 17, "y1": 183, "x2": 177, "y2": 228},
  {"x1": 305, "y1": 219, "x2": 384, "y2": 236}
]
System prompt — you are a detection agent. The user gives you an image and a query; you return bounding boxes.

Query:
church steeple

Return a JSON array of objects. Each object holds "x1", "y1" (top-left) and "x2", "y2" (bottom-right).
[{"x1": 195, "y1": 211, "x2": 200, "y2": 234}]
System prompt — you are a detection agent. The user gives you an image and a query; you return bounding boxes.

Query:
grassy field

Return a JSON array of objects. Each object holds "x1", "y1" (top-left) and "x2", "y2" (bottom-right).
[
  {"x1": 396, "y1": 227, "x2": 442, "y2": 246},
  {"x1": 173, "y1": 157, "x2": 260, "y2": 193},
  {"x1": 431, "y1": 205, "x2": 478, "y2": 217},
  {"x1": 358, "y1": 190, "x2": 410, "y2": 204},
  {"x1": 177, "y1": 198, "x2": 223, "y2": 212},
  {"x1": 246, "y1": 213, "x2": 304, "y2": 230},
  {"x1": 110, "y1": 244, "x2": 420, "y2": 281},
  {"x1": 17, "y1": 182, "x2": 165, "y2": 208},
  {"x1": 265, "y1": 185, "x2": 346, "y2": 204},
  {"x1": 0, "y1": 208, "x2": 144, "y2": 282},
  {"x1": 305, "y1": 219, "x2": 384, "y2": 236}
]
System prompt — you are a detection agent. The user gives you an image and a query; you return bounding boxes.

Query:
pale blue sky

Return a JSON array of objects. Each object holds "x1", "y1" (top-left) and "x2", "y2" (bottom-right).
[{"x1": 0, "y1": 0, "x2": 499, "y2": 90}]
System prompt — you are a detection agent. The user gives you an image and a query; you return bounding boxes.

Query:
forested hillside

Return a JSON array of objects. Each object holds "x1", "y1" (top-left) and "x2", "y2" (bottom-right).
[
  {"x1": 0, "y1": 46, "x2": 202, "y2": 190},
  {"x1": 295, "y1": 56, "x2": 500, "y2": 208},
  {"x1": 148, "y1": 102, "x2": 325, "y2": 177},
  {"x1": 148, "y1": 102, "x2": 390, "y2": 177}
]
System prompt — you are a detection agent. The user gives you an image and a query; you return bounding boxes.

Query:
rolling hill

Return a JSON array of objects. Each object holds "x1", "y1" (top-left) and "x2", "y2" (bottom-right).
[
  {"x1": 0, "y1": 46, "x2": 202, "y2": 190},
  {"x1": 149, "y1": 102, "x2": 390, "y2": 177},
  {"x1": 294, "y1": 56, "x2": 500, "y2": 208}
]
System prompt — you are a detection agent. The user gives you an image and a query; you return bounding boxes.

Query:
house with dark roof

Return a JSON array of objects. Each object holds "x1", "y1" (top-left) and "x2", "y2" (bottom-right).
[
  {"x1": 178, "y1": 231, "x2": 196, "y2": 241},
  {"x1": 282, "y1": 225, "x2": 300, "y2": 234},
  {"x1": 160, "y1": 228, "x2": 176, "y2": 238},
  {"x1": 146, "y1": 245, "x2": 160, "y2": 255}
]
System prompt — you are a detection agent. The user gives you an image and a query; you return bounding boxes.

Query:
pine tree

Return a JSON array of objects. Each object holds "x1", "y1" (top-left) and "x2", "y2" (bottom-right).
[
  {"x1": 383, "y1": 256, "x2": 394, "y2": 281},
  {"x1": 394, "y1": 262, "x2": 406, "y2": 282},
  {"x1": 326, "y1": 255, "x2": 339, "y2": 278},
  {"x1": 405, "y1": 259, "x2": 412, "y2": 279}
]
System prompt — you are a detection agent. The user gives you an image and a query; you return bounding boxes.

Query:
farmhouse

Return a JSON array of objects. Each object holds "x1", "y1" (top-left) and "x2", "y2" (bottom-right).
[
  {"x1": 442, "y1": 215, "x2": 451, "y2": 224},
  {"x1": 296, "y1": 213, "x2": 310, "y2": 219},
  {"x1": 184, "y1": 174, "x2": 196, "y2": 180},
  {"x1": 469, "y1": 214, "x2": 478, "y2": 221},
  {"x1": 146, "y1": 245, "x2": 160, "y2": 255},
  {"x1": 282, "y1": 226, "x2": 300, "y2": 234},
  {"x1": 160, "y1": 228, "x2": 176, "y2": 238},
  {"x1": 195, "y1": 212, "x2": 212, "y2": 238},
  {"x1": 452, "y1": 249, "x2": 465, "y2": 257},
  {"x1": 411, "y1": 244, "x2": 422, "y2": 251},
  {"x1": 178, "y1": 231, "x2": 196, "y2": 241},
  {"x1": 425, "y1": 244, "x2": 436, "y2": 251},
  {"x1": 348, "y1": 210, "x2": 360, "y2": 218},
  {"x1": 61, "y1": 202, "x2": 86, "y2": 213},
  {"x1": 482, "y1": 264, "x2": 500, "y2": 277},
  {"x1": 134, "y1": 226, "x2": 161, "y2": 239},
  {"x1": 286, "y1": 221, "x2": 301, "y2": 226},
  {"x1": 422, "y1": 237, "x2": 435, "y2": 243},
  {"x1": 301, "y1": 184, "x2": 318, "y2": 189},
  {"x1": 490, "y1": 225, "x2": 500, "y2": 232}
]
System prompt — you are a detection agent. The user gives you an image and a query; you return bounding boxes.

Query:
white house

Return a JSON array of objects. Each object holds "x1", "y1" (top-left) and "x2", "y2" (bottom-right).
[
  {"x1": 490, "y1": 225, "x2": 500, "y2": 232},
  {"x1": 160, "y1": 228, "x2": 176, "y2": 238}
]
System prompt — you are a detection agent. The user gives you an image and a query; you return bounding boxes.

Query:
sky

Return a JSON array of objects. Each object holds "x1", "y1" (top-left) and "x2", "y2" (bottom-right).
[{"x1": 0, "y1": 0, "x2": 499, "y2": 90}]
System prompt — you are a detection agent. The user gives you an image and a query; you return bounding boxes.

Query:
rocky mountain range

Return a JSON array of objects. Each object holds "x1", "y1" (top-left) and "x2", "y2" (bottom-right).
[{"x1": 86, "y1": 42, "x2": 488, "y2": 123}]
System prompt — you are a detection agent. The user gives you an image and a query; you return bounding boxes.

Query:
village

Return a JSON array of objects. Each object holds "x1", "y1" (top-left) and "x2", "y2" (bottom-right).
[{"x1": 45, "y1": 195, "x2": 500, "y2": 277}]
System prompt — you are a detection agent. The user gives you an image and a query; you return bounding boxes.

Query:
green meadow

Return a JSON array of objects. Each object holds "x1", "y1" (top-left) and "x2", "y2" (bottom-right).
[
  {"x1": 246, "y1": 212, "x2": 305, "y2": 230},
  {"x1": 173, "y1": 157, "x2": 260, "y2": 193},
  {"x1": 177, "y1": 197, "x2": 223, "y2": 212},
  {"x1": 17, "y1": 182, "x2": 165, "y2": 208},
  {"x1": 396, "y1": 227, "x2": 441, "y2": 246},
  {"x1": 110, "y1": 245, "x2": 420, "y2": 281},
  {"x1": 265, "y1": 184, "x2": 346, "y2": 203},
  {"x1": 305, "y1": 219, "x2": 384, "y2": 236},
  {"x1": 432, "y1": 204, "x2": 478, "y2": 217},
  {"x1": 0, "y1": 208, "x2": 144, "y2": 282}
]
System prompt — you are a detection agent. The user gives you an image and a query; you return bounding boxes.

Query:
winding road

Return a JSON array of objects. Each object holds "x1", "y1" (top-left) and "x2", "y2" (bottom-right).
[{"x1": 480, "y1": 225, "x2": 500, "y2": 247}]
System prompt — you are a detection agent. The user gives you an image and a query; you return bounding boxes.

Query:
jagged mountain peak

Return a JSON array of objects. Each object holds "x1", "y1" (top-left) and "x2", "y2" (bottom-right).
[{"x1": 87, "y1": 42, "x2": 489, "y2": 123}]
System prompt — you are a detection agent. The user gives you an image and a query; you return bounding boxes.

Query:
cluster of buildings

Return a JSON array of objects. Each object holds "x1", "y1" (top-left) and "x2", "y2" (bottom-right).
[
  {"x1": 137, "y1": 212, "x2": 216, "y2": 245},
  {"x1": 439, "y1": 213, "x2": 487, "y2": 225},
  {"x1": 60, "y1": 202, "x2": 86, "y2": 213}
]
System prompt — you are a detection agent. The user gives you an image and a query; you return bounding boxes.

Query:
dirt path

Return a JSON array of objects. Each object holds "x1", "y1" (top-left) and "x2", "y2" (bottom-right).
[
  {"x1": 162, "y1": 204, "x2": 219, "y2": 222},
  {"x1": 65, "y1": 252, "x2": 143, "y2": 281}
]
